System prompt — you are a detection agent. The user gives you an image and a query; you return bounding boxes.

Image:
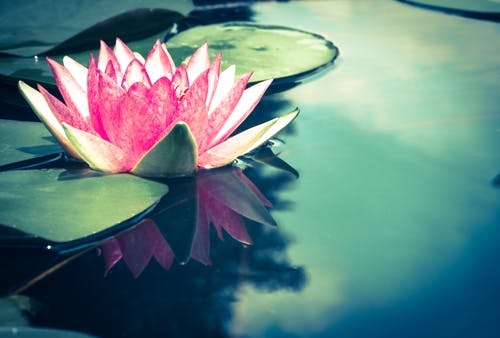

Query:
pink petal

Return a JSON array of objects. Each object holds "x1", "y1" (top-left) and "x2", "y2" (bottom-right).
[
  {"x1": 104, "y1": 59, "x2": 118, "y2": 82},
  {"x1": 62, "y1": 56, "x2": 88, "y2": 92},
  {"x1": 62, "y1": 123, "x2": 133, "y2": 172},
  {"x1": 209, "y1": 79, "x2": 273, "y2": 149},
  {"x1": 100, "y1": 239, "x2": 123, "y2": 276},
  {"x1": 98, "y1": 40, "x2": 122, "y2": 79},
  {"x1": 87, "y1": 56, "x2": 111, "y2": 139},
  {"x1": 113, "y1": 38, "x2": 136, "y2": 77},
  {"x1": 186, "y1": 41, "x2": 210, "y2": 84},
  {"x1": 37, "y1": 84, "x2": 93, "y2": 134},
  {"x1": 145, "y1": 39, "x2": 176, "y2": 83},
  {"x1": 199, "y1": 71, "x2": 253, "y2": 153},
  {"x1": 208, "y1": 65, "x2": 235, "y2": 115},
  {"x1": 172, "y1": 64, "x2": 189, "y2": 99},
  {"x1": 176, "y1": 69, "x2": 210, "y2": 143},
  {"x1": 103, "y1": 82, "x2": 168, "y2": 165},
  {"x1": 121, "y1": 59, "x2": 152, "y2": 91},
  {"x1": 95, "y1": 66, "x2": 128, "y2": 142},
  {"x1": 198, "y1": 109, "x2": 294, "y2": 169},
  {"x1": 46, "y1": 57, "x2": 90, "y2": 120},
  {"x1": 206, "y1": 53, "x2": 222, "y2": 109},
  {"x1": 150, "y1": 77, "x2": 178, "y2": 128},
  {"x1": 18, "y1": 81, "x2": 81, "y2": 160}
]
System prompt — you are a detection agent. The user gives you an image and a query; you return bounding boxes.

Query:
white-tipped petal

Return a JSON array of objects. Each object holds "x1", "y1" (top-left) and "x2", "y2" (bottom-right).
[
  {"x1": 63, "y1": 56, "x2": 88, "y2": 92},
  {"x1": 208, "y1": 65, "x2": 235, "y2": 115}
]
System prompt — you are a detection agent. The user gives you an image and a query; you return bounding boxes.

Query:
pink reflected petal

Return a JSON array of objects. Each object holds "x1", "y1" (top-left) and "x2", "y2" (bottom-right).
[
  {"x1": 203, "y1": 190, "x2": 253, "y2": 245},
  {"x1": 117, "y1": 220, "x2": 157, "y2": 278},
  {"x1": 101, "y1": 239, "x2": 123, "y2": 276}
]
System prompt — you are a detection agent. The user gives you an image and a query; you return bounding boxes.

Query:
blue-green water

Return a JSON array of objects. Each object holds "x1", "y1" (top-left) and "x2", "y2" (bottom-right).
[{"x1": 1, "y1": 1, "x2": 499, "y2": 337}]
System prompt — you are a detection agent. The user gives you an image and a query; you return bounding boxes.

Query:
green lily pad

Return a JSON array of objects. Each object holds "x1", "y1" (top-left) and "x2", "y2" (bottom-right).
[
  {"x1": 0, "y1": 2, "x2": 193, "y2": 56},
  {"x1": 166, "y1": 22, "x2": 339, "y2": 85},
  {"x1": 0, "y1": 6, "x2": 187, "y2": 88},
  {"x1": 0, "y1": 169, "x2": 168, "y2": 243},
  {"x1": 0, "y1": 119, "x2": 62, "y2": 170}
]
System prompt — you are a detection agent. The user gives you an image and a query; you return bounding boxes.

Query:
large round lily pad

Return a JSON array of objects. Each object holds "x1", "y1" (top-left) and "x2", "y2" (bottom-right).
[
  {"x1": 166, "y1": 22, "x2": 339, "y2": 85},
  {"x1": 0, "y1": 119, "x2": 62, "y2": 170},
  {"x1": 0, "y1": 169, "x2": 168, "y2": 244}
]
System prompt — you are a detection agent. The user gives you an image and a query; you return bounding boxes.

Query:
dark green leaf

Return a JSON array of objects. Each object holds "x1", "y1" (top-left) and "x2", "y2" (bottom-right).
[
  {"x1": 0, "y1": 119, "x2": 62, "y2": 170},
  {"x1": 0, "y1": 169, "x2": 168, "y2": 243}
]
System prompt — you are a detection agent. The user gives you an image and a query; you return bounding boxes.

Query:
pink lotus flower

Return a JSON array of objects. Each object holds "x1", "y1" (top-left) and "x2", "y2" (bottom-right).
[{"x1": 18, "y1": 38, "x2": 298, "y2": 177}]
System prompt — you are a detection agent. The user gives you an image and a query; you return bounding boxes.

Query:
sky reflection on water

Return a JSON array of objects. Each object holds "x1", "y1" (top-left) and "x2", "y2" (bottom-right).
[{"x1": 232, "y1": 1, "x2": 500, "y2": 337}]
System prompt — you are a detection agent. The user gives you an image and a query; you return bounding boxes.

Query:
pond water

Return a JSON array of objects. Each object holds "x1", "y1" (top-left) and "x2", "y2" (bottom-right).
[{"x1": 1, "y1": 1, "x2": 500, "y2": 337}]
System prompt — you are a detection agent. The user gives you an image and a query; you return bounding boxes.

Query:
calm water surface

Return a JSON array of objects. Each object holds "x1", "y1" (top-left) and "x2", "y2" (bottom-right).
[{"x1": 3, "y1": 1, "x2": 500, "y2": 337}]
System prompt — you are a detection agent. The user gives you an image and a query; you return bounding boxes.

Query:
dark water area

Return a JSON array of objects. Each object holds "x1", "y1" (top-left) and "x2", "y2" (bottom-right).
[{"x1": 1, "y1": 1, "x2": 499, "y2": 337}]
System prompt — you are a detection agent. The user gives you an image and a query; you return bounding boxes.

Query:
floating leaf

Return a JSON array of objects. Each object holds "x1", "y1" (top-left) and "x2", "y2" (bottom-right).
[
  {"x1": 0, "y1": 169, "x2": 168, "y2": 244},
  {"x1": 0, "y1": 5, "x2": 191, "y2": 56},
  {"x1": 396, "y1": 0, "x2": 500, "y2": 21},
  {"x1": 41, "y1": 8, "x2": 184, "y2": 56},
  {"x1": 0, "y1": 119, "x2": 62, "y2": 170},
  {"x1": 166, "y1": 22, "x2": 339, "y2": 85}
]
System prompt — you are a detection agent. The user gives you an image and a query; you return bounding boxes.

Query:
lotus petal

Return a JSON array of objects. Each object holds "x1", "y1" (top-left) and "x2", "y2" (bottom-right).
[
  {"x1": 199, "y1": 108, "x2": 299, "y2": 168},
  {"x1": 200, "y1": 71, "x2": 253, "y2": 152},
  {"x1": 209, "y1": 78, "x2": 273, "y2": 149},
  {"x1": 121, "y1": 58, "x2": 152, "y2": 90},
  {"x1": 63, "y1": 56, "x2": 88, "y2": 92},
  {"x1": 18, "y1": 81, "x2": 81, "y2": 159},
  {"x1": 47, "y1": 57, "x2": 90, "y2": 119},
  {"x1": 113, "y1": 38, "x2": 136, "y2": 76},
  {"x1": 63, "y1": 123, "x2": 131, "y2": 173},
  {"x1": 145, "y1": 40, "x2": 176, "y2": 83},
  {"x1": 186, "y1": 41, "x2": 210, "y2": 84}
]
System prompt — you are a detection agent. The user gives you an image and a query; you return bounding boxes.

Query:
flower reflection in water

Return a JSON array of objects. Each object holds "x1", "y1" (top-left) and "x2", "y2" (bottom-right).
[{"x1": 99, "y1": 166, "x2": 277, "y2": 278}]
